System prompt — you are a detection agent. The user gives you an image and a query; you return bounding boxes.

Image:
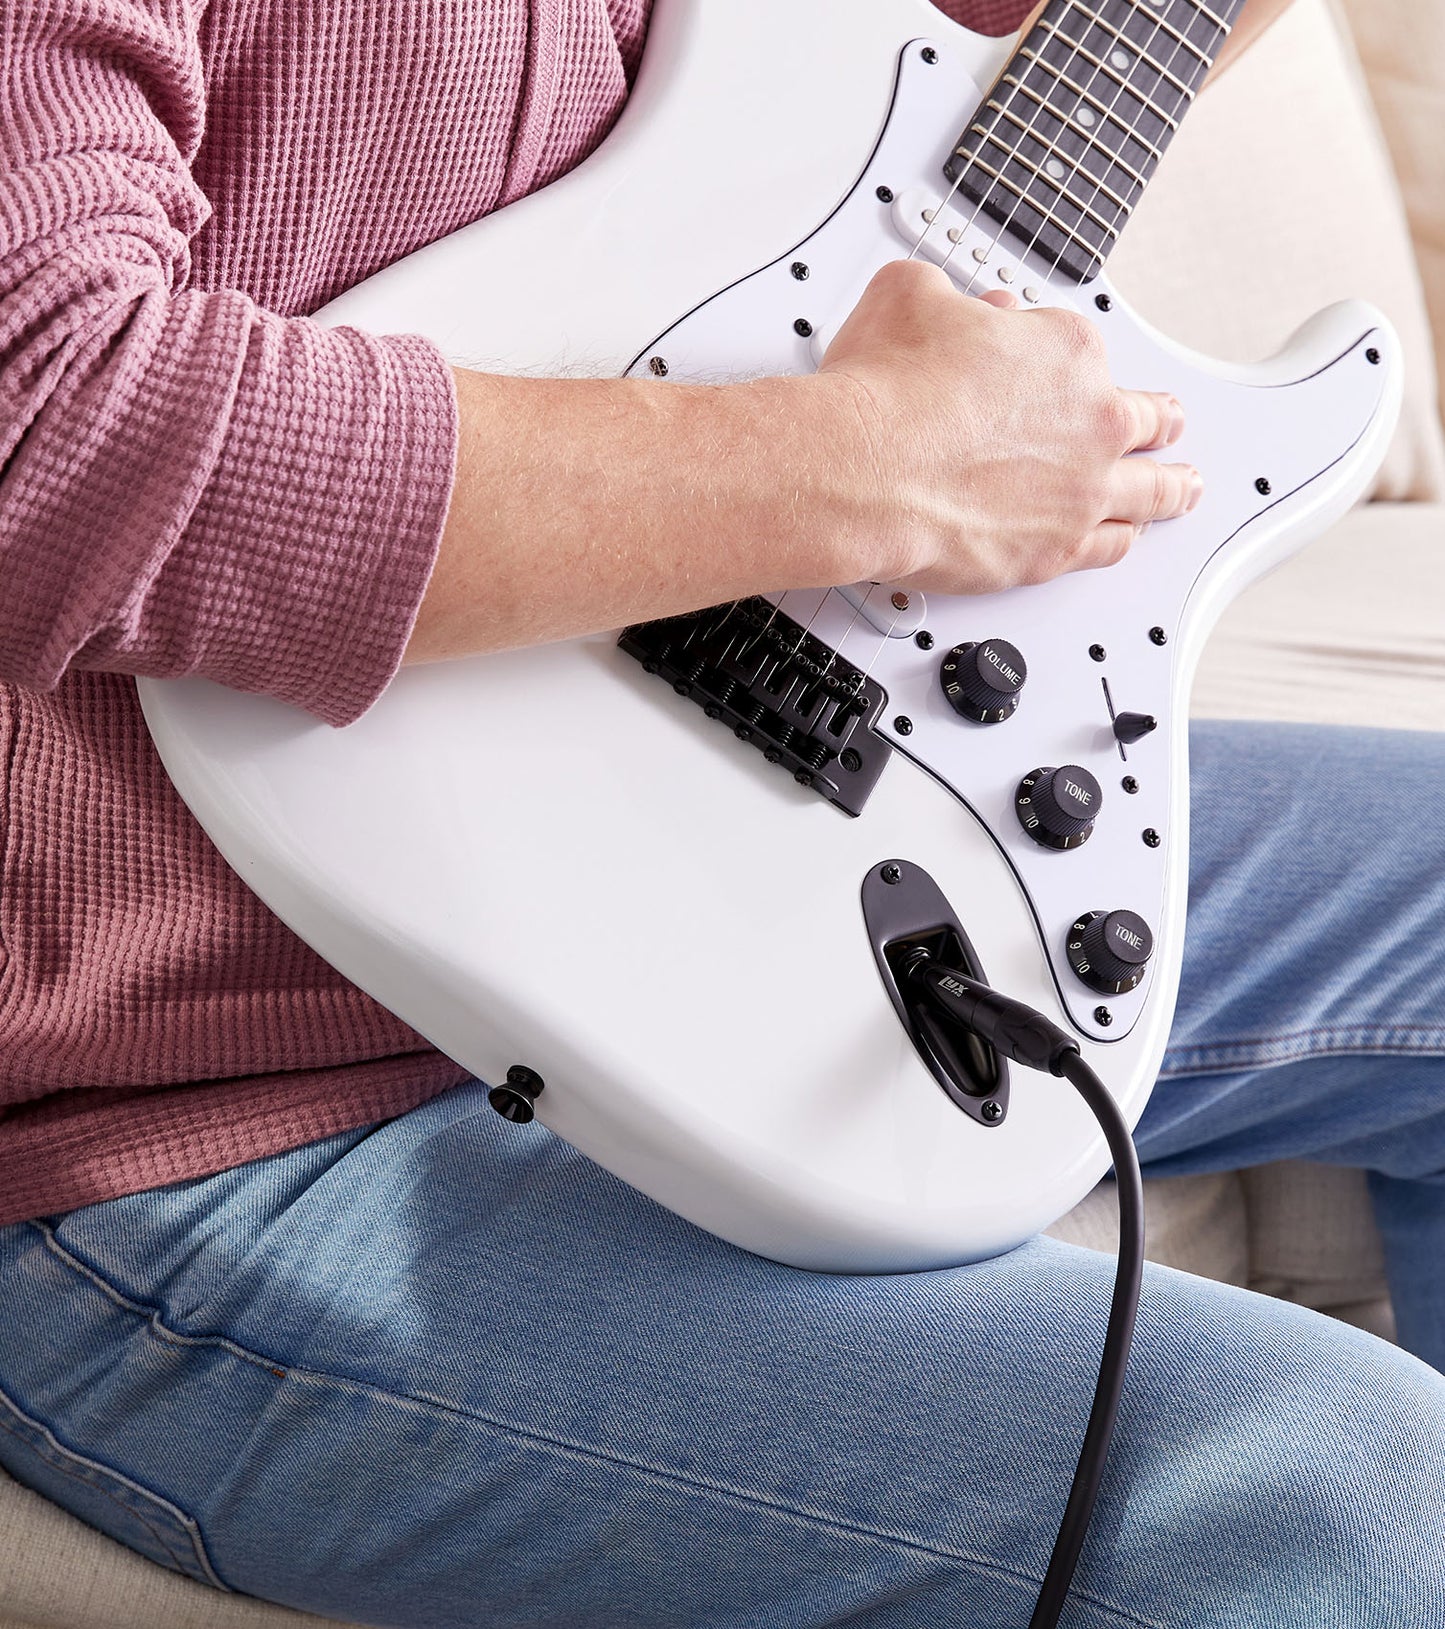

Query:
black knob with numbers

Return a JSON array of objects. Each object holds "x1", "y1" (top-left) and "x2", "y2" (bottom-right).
[
  {"x1": 939, "y1": 638, "x2": 1027, "y2": 724},
  {"x1": 1015, "y1": 765, "x2": 1102, "y2": 849},
  {"x1": 1066, "y1": 910, "x2": 1155, "y2": 995}
]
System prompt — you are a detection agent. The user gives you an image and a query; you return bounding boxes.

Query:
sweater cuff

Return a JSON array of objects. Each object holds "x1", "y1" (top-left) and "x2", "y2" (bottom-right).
[{"x1": 160, "y1": 307, "x2": 459, "y2": 727}]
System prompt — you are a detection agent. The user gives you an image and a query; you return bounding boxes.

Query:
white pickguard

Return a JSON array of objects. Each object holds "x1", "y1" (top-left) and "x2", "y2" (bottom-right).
[{"x1": 138, "y1": 0, "x2": 1400, "y2": 1271}]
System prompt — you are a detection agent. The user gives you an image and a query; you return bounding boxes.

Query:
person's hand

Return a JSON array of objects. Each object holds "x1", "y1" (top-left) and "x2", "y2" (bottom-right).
[{"x1": 813, "y1": 260, "x2": 1201, "y2": 595}]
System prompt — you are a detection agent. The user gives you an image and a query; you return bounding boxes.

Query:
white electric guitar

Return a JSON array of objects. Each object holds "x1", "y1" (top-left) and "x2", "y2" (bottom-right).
[{"x1": 139, "y1": 0, "x2": 1400, "y2": 1272}]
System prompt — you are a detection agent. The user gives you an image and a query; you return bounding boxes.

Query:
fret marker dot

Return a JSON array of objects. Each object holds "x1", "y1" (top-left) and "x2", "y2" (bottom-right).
[
  {"x1": 1046, "y1": 158, "x2": 1067, "y2": 180},
  {"x1": 1110, "y1": 49, "x2": 1132, "y2": 70},
  {"x1": 1078, "y1": 106, "x2": 1097, "y2": 127}
]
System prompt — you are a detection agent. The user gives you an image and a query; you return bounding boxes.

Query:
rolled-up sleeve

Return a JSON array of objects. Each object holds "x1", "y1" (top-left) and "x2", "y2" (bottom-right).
[{"x1": 0, "y1": 1, "x2": 457, "y2": 727}]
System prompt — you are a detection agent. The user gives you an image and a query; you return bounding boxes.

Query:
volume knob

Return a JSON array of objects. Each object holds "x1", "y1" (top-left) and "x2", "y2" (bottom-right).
[
  {"x1": 1016, "y1": 765, "x2": 1102, "y2": 850},
  {"x1": 1067, "y1": 910, "x2": 1154, "y2": 995},
  {"x1": 939, "y1": 638, "x2": 1027, "y2": 724}
]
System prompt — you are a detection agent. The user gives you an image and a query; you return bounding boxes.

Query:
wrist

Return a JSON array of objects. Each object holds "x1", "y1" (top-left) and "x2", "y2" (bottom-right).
[{"x1": 781, "y1": 370, "x2": 930, "y2": 588}]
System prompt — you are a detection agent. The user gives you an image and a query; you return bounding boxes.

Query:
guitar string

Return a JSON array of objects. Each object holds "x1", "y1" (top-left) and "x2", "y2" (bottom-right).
[
  {"x1": 816, "y1": 5, "x2": 1226, "y2": 742},
  {"x1": 644, "y1": 6, "x2": 1198, "y2": 757},
  {"x1": 992, "y1": 0, "x2": 1207, "y2": 303},
  {"x1": 953, "y1": 0, "x2": 1188, "y2": 299},
  {"x1": 1041, "y1": 0, "x2": 1239, "y2": 296},
  {"x1": 836, "y1": 2, "x2": 1181, "y2": 712},
  {"x1": 910, "y1": 0, "x2": 1152, "y2": 284}
]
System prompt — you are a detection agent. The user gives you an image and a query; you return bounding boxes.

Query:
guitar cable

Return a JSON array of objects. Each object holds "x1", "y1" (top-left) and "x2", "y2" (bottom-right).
[{"x1": 907, "y1": 958, "x2": 1145, "y2": 1629}]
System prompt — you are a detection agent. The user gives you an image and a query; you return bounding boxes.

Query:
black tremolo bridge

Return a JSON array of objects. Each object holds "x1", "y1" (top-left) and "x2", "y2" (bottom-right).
[{"x1": 620, "y1": 597, "x2": 892, "y2": 816}]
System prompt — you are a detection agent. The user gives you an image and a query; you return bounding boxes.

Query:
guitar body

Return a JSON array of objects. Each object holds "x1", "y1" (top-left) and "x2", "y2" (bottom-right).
[{"x1": 138, "y1": 0, "x2": 1400, "y2": 1271}]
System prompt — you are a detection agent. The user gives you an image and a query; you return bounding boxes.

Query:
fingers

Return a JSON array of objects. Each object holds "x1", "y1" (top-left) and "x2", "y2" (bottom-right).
[
  {"x1": 1107, "y1": 457, "x2": 1203, "y2": 525},
  {"x1": 1117, "y1": 390, "x2": 1185, "y2": 452},
  {"x1": 975, "y1": 289, "x2": 1021, "y2": 310},
  {"x1": 1077, "y1": 521, "x2": 1141, "y2": 570}
]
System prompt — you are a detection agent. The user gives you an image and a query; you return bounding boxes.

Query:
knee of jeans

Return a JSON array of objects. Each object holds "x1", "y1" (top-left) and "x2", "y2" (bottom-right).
[{"x1": 1199, "y1": 1328, "x2": 1445, "y2": 1617}]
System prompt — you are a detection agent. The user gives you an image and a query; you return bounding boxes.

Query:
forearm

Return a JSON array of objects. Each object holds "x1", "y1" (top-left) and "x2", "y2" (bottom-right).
[{"x1": 404, "y1": 369, "x2": 856, "y2": 664}]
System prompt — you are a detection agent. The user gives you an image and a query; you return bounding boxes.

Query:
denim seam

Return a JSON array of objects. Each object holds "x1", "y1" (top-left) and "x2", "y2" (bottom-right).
[
  {"x1": 1160, "y1": 1022, "x2": 1445, "y2": 1079},
  {"x1": 27, "y1": 1222, "x2": 1164, "y2": 1629},
  {"x1": 0, "y1": 1385, "x2": 230, "y2": 1589}
]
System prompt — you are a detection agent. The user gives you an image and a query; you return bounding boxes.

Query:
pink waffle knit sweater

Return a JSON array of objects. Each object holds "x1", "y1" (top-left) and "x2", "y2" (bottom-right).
[{"x1": 0, "y1": 0, "x2": 1030, "y2": 1225}]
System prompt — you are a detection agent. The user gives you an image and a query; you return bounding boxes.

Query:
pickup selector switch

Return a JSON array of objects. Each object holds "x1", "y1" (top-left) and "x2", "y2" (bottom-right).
[
  {"x1": 939, "y1": 639, "x2": 1026, "y2": 723},
  {"x1": 1067, "y1": 910, "x2": 1154, "y2": 995},
  {"x1": 1112, "y1": 711, "x2": 1157, "y2": 746},
  {"x1": 1016, "y1": 765, "x2": 1101, "y2": 849}
]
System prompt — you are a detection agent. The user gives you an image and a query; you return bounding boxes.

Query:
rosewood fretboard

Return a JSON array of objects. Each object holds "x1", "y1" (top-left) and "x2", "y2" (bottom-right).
[{"x1": 944, "y1": 0, "x2": 1248, "y2": 282}]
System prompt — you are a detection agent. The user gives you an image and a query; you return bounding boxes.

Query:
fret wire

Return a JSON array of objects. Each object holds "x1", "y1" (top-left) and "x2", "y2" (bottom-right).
[
  {"x1": 967, "y1": 121, "x2": 1135, "y2": 218},
  {"x1": 953, "y1": 145, "x2": 1118, "y2": 250},
  {"x1": 942, "y1": 0, "x2": 1248, "y2": 284},
  {"x1": 1115, "y1": 2, "x2": 1212, "y2": 66},
  {"x1": 1000, "y1": 70, "x2": 1164, "y2": 165},
  {"x1": 1062, "y1": 2, "x2": 1197, "y2": 100},
  {"x1": 1188, "y1": 0, "x2": 1233, "y2": 33},
  {"x1": 1033, "y1": 23, "x2": 1183, "y2": 129},
  {"x1": 981, "y1": 95, "x2": 1149, "y2": 190}
]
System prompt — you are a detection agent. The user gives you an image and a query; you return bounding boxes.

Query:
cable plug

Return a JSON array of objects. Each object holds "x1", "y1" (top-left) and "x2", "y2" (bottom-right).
[{"x1": 906, "y1": 953, "x2": 1080, "y2": 1077}]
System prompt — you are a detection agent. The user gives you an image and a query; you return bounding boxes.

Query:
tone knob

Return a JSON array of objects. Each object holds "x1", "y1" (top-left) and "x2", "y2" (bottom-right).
[
  {"x1": 1015, "y1": 765, "x2": 1102, "y2": 850},
  {"x1": 1067, "y1": 910, "x2": 1155, "y2": 995},
  {"x1": 939, "y1": 638, "x2": 1027, "y2": 724}
]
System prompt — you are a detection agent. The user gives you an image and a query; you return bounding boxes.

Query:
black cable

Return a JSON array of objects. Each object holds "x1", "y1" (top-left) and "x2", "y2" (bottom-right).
[
  {"x1": 908, "y1": 961, "x2": 1145, "y2": 1629},
  {"x1": 1028, "y1": 1049, "x2": 1143, "y2": 1629}
]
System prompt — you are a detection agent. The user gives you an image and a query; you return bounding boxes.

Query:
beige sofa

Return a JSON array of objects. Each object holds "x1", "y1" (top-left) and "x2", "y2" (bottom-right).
[{"x1": 3, "y1": 1, "x2": 1443, "y2": 1623}]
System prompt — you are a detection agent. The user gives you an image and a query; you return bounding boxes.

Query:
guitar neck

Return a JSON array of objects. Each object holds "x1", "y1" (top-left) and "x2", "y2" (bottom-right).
[{"x1": 944, "y1": 0, "x2": 1248, "y2": 284}]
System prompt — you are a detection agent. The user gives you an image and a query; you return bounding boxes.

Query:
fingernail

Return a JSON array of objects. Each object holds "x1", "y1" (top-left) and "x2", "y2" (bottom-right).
[
  {"x1": 1185, "y1": 468, "x2": 1204, "y2": 511},
  {"x1": 1165, "y1": 397, "x2": 1185, "y2": 446}
]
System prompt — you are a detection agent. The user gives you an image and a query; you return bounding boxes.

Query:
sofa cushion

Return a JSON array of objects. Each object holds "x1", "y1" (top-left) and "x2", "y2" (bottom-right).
[
  {"x1": 1190, "y1": 502, "x2": 1445, "y2": 728},
  {"x1": 1048, "y1": 1170, "x2": 1251, "y2": 1286},
  {"x1": 0, "y1": 1464, "x2": 359, "y2": 1629},
  {"x1": 1335, "y1": 0, "x2": 1445, "y2": 428}
]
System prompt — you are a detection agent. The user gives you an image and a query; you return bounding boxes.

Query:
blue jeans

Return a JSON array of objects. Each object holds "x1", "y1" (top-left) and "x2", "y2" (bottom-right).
[{"x1": 3, "y1": 722, "x2": 1445, "y2": 1627}]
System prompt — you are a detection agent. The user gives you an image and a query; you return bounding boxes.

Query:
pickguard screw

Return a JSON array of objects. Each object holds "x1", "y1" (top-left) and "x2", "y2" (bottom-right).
[
  {"x1": 1149, "y1": 626, "x2": 1168, "y2": 646},
  {"x1": 981, "y1": 1099, "x2": 1004, "y2": 1123},
  {"x1": 840, "y1": 749, "x2": 863, "y2": 772},
  {"x1": 1255, "y1": 477, "x2": 1272, "y2": 495},
  {"x1": 1089, "y1": 643, "x2": 1107, "y2": 662},
  {"x1": 648, "y1": 356, "x2": 669, "y2": 377},
  {"x1": 1095, "y1": 293, "x2": 1112, "y2": 312},
  {"x1": 1093, "y1": 1007, "x2": 1113, "y2": 1027},
  {"x1": 791, "y1": 261, "x2": 810, "y2": 281},
  {"x1": 894, "y1": 715, "x2": 914, "y2": 736},
  {"x1": 921, "y1": 45, "x2": 939, "y2": 63},
  {"x1": 794, "y1": 317, "x2": 814, "y2": 338},
  {"x1": 915, "y1": 630, "x2": 935, "y2": 651},
  {"x1": 876, "y1": 185, "x2": 895, "y2": 203},
  {"x1": 1366, "y1": 347, "x2": 1381, "y2": 365},
  {"x1": 881, "y1": 863, "x2": 903, "y2": 885},
  {"x1": 1122, "y1": 776, "x2": 1139, "y2": 794},
  {"x1": 1143, "y1": 828, "x2": 1161, "y2": 848}
]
